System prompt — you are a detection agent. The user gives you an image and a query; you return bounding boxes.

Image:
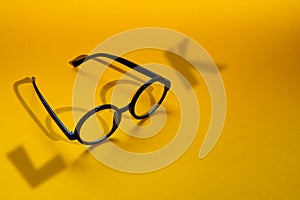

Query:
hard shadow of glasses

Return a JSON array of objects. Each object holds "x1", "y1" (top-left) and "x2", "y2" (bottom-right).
[
  {"x1": 9, "y1": 78, "x2": 86, "y2": 188},
  {"x1": 7, "y1": 145, "x2": 66, "y2": 188},
  {"x1": 11, "y1": 53, "x2": 185, "y2": 187},
  {"x1": 79, "y1": 57, "x2": 158, "y2": 122},
  {"x1": 9, "y1": 62, "x2": 164, "y2": 187},
  {"x1": 10, "y1": 78, "x2": 113, "y2": 188},
  {"x1": 13, "y1": 77, "x2": 83, "y2": 143},
  {"x1": 12, "y1": 58, "x2": 162, "y2": 146},
  {"x1": 7, "y1": 139, "x2": 111, "y2": 188}
]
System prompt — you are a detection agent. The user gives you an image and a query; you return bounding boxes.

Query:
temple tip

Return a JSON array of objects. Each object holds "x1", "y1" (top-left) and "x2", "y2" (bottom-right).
[{"x1": 69, "y1": 55, "x2": 88, "y2": 67}]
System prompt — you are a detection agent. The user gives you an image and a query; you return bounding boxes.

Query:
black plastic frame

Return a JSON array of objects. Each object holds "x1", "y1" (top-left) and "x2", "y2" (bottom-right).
[{"x1": 30, "y1": 53, "x2": 171, "y2": 145}]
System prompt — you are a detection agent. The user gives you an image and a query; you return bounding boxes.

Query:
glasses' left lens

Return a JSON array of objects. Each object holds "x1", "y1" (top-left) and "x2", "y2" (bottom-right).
[{"x1": 76, "y1": 105, "x2": 121, "y2": 144}]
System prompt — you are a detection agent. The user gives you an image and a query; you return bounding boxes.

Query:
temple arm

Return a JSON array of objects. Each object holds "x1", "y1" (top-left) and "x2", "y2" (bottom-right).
[
  {"x1": 31, "y1": 77, "x2": 77, "y2": 140},
  {"x1": 69, "y1": 53, "x2": 160, "y2": 79}
]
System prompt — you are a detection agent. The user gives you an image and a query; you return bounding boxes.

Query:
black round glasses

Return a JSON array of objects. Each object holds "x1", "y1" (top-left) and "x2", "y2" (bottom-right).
[{"x1": 31, "y1": 53, "x2": 171, "y2": 145}]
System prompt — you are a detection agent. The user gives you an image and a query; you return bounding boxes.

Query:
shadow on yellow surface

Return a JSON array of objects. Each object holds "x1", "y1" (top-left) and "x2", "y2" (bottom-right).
[{"x1": 7, "y1": 146, "x2": 66, "y2": 188}]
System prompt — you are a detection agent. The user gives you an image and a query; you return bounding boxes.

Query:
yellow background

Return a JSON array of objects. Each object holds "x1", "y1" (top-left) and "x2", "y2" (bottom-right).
[{"x1": 1, "y1": 0, "x2": 300, "y2": 199}]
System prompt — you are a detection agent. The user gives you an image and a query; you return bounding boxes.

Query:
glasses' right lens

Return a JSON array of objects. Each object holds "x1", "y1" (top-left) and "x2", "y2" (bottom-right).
[
  {"x1": 134, "y1": 81, "x2": 166, "y2": 117},
  {"x1": 79, "y1": 107, "x2": 119, "y2": 144}
]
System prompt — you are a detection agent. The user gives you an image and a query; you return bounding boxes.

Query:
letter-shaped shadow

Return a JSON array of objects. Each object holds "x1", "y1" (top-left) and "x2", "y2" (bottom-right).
[
  {"x1": 7, "y1": 146, "x2": 66, "y2": 188},
  {"x1": 166, "y1": 38, "x2": 226, "y2": 88},
  {"x1": 13, "y1": 77, "x2": 87, "y2": 142}
]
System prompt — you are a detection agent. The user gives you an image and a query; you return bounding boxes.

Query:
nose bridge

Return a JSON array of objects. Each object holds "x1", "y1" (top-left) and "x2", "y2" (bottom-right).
[{"x1": 120, "y1": 104, "x2": 130, "y2": 113}]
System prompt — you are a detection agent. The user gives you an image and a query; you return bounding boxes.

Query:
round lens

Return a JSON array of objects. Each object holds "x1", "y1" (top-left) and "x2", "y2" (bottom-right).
[
  {"x1": 76, "y1": 105, "x2": 121, "y2": 144},
  {"x1": 131, "y1": 80, "x2": 167, "y2": 119}
]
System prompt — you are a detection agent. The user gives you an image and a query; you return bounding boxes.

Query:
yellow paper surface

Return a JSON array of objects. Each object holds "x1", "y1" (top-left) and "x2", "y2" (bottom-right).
[{"x1": 1, "y1": 0, "x2": 300, "y2": 199}]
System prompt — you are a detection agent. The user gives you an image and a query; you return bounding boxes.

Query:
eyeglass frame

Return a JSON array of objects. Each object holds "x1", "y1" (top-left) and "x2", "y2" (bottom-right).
[{"x1": 31, "y1": 53, "x2": 171, "y2": 145}]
